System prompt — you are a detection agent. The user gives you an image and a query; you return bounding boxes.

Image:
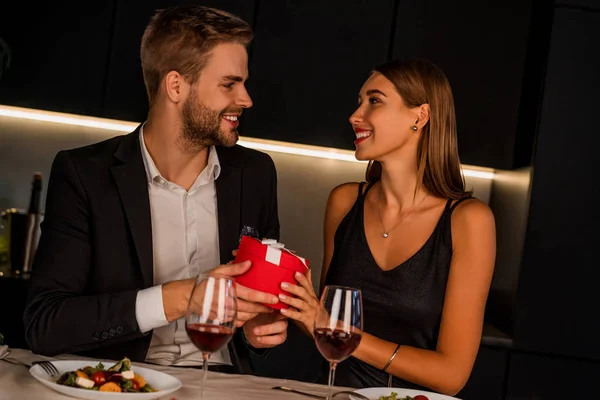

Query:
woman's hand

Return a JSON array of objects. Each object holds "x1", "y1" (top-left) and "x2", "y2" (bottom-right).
[{"x1": 278, "y1": 270, "x2": 320, "y2": 337}]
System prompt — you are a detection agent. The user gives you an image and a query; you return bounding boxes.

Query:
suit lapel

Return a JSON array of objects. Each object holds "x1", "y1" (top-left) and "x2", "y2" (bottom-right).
[
  {"x1": 216, "y1": 148, "x2": 249, "y2": 374},
  {"x1": 215, "y1": 148, "x2": 242, "y2": 265},
  {"x1": 110, "y1": 128, "x2": 154, "y2": 288}
]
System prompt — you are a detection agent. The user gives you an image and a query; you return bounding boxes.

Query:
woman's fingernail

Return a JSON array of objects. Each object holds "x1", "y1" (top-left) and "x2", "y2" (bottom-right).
[
  {"x1": 281, "y1": 282, "x2": 289, "y2": 288},
  {"x1": 279, "y1": 293, "x2": 287, "y2": 300},
  {"x1": 295, "y1": 272, "x2": 302, "y2": 278},
  {"x1": 280, "y1": 308, "x2": 288, "y2": 314},
  {"x1": 254, "y1": 328, "x2": 261, "y2": 335}
]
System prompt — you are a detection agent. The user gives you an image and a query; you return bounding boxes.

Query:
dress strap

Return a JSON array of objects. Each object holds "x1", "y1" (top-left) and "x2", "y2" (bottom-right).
[
  {"x1": 357, "y1": 181, "x2": 377, "y2": 198},
  {"x1": 363, "y1": 180, "x2": 376, "y2": 196},
  {"x1": 443, "y1": 198, "x2": 453, "y2": 211},
  {"x1": 357, "y1": 182, "x2": 366, "y2": 197},
  {"x1": 449, "y1": 196, "x2": 474, "y2": 212}
]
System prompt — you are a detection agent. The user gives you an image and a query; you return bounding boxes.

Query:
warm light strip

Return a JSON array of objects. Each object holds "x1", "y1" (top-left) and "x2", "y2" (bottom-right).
[
  {"x1": 459, "y1": 168, "x2": 495, "y2": 180},
  {"x1": 0, "y1": 105, "x2": 495, "y2": 179},
  {"x1": 0, "y1": 105, "x2": 136, "y2": 132},
  {"x1": 237, "y1": 138, "x2": 361, "y2": 163}
]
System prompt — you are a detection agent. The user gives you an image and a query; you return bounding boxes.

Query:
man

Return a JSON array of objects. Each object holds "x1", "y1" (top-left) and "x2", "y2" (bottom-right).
[{"x1": 23, "y1": 5, "x2": 287, "y2": 374}]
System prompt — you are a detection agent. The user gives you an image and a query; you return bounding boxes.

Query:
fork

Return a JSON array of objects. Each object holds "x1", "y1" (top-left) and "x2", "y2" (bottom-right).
[
  {"x1": 332, "y1": 390, "x2": 371, "y2": 400},
  {"x1": 33, "y1": 360, "x2": 60, "y2": 377}
]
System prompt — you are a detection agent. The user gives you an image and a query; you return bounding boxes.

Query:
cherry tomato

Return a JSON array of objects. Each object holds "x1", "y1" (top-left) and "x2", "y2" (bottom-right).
[
  {"x1": 414, "y1": 396, "x2": 429, "y2": 400},
  {"x1": 132, "y1": 380, "x2": 140, "y2": 391},
  {"x1": 91, "y1": 371, "x2": 106, "y2": 386}
]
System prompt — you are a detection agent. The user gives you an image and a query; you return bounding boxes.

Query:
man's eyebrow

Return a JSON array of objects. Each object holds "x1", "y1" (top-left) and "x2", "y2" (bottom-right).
[{"x1": 222, "y1": 75, "x2": 245, "y2": 82}]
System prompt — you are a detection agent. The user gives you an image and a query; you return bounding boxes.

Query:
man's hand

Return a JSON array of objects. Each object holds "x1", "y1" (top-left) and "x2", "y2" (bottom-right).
[
  {"x1": 243, "y1": 312, "x2": 288, "y2": 348},
  {"x1": 162, "y1": 260, "x2": 280, "y2": 324},
  {"x1": 162, "y1": 278, "x2": 196, "y2": 323},
  {"x1": 214, "y1": 261, "x2": 280, "y2": 326}
]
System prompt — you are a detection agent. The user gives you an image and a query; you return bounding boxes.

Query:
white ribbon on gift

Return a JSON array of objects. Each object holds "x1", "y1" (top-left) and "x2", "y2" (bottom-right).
[{"x1": 261, "y1": 239, "x2": 307, "y2": 268}]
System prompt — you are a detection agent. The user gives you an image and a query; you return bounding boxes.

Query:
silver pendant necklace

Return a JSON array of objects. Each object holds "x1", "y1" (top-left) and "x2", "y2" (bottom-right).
[{"x1": 376, "y1": 185, "x2": 428, "y2": 238}]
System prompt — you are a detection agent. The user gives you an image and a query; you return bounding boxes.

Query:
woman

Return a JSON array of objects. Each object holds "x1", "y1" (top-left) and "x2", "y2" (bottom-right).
[{"x1": 277, "y1": 59, "x2": 496, "y2": 396}]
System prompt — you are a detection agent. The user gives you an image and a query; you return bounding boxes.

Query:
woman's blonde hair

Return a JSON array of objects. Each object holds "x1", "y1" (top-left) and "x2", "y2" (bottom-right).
[{"x1": 366, "y1": 59, "x2": 469, "y2": 199}]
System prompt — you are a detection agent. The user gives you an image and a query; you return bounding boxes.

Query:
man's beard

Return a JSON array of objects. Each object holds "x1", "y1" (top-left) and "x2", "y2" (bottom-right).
[{"x1": 179, "y1": 91, "x2": 240, "y2": 152}]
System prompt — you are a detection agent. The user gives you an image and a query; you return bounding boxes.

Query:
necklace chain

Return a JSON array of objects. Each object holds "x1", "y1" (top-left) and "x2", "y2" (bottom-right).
[{"x1": 376, "y1": 185, "x2": 428, "y2": 238}]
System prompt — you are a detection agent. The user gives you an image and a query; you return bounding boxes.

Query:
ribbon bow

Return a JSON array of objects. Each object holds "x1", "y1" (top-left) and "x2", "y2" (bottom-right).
[{"x1": 260, "y1": 239, "x2": 307, "y2": 268}]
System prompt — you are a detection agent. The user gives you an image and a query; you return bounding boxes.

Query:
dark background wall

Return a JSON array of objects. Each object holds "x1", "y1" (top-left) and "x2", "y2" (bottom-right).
[
  {"x1": 1, "y1": 1, "x2": 598, "y2": 399},
  {"x1": 0, "y1": 0, "x2": 545, "y2": 170},
  {"x1": 504, "y1": 2, "x2": 600, "y2": 398},
  {"x1": 467, "y1": 1, "x2": 600, "y2": 399}
]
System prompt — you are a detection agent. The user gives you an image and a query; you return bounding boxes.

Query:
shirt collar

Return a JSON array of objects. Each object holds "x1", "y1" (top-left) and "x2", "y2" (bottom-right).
[
  {"x1": 139, "y1": 123, "x2": 221, "y2": 187},
  {"x1": 205, "y1": 144, "x2": 222, "y2": 182}
]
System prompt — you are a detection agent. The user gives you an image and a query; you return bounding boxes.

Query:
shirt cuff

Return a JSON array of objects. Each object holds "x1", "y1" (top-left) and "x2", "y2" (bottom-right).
[{"x1": 135, "y1": 285, "x2": 168, "y2": 334}]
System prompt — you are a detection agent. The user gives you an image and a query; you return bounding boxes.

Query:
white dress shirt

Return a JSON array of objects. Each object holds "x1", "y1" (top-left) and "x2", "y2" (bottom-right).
[{"x1": 134, "y1": 126, "x2": 231, "y2": 367}]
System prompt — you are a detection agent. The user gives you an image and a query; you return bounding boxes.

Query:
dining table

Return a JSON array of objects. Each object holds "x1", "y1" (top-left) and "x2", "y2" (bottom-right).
[{"x1": 0, "y1": 346, "x2": 355, "y2": 400}]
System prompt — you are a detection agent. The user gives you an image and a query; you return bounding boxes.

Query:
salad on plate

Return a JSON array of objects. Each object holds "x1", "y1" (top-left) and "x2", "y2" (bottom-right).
[{"x1": 55, "y1": 357, "x2": 157, "y2": 393}]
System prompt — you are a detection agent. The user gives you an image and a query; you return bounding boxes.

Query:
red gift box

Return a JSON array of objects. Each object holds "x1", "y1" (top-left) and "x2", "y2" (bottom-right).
[{"x1": 234, "y1": 236, "x2": 310, "y2": 310}]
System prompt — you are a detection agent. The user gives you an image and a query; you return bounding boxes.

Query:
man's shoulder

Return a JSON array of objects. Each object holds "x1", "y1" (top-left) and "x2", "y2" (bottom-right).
[
  {"x1": 216, "y1": 144, "x2": 275, "y2": 170},
  {"x1": 58, "y1": 132, "x2": 134, "y2": 166}
]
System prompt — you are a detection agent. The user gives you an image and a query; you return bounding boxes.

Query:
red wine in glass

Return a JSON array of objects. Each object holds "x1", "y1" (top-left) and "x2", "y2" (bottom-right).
[
  {"x1": 186, "y1": 323, "x2": 235, "y2": 353},
  {"x1": 314, "y1": 285, "x2": 363, "y2": 400},
  {"x1": 185, "y1": 273, "x2": 237, "y2": 400},
  {"x1": 314, "y1": 328, "x2": 362, "y2": 362}
]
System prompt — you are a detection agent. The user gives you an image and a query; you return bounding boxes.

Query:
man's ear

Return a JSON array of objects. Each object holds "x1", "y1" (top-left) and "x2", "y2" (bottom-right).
[{"x1": 164, "y1": 70, "x2": 188, "y2": 104}]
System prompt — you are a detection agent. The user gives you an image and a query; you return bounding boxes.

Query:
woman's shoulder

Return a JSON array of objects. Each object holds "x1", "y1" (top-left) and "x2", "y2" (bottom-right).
[
  {"x1": 327, "y1": 182, "x2": 365, "y2": 207},
  {"x1": 451, "y1": 197, "x2": 493, "y2": 218},
  {"x1": 325, "y1": 181, "x2": 367, "y2": 218},
  {"x1": 450, "y1": 197, "x2": 495, "y2": 238}
]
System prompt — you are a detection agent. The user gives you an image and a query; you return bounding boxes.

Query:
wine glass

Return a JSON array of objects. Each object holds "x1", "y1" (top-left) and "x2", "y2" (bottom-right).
[
  {"x1": 185, "y1": 273, "x2": 237, "y2": 400},
  {"x1": 314, "y1": 285, "x2": 363, "y2": 400}
]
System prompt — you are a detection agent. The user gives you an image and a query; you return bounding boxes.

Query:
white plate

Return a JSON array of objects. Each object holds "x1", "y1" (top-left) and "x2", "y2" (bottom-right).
[
  {"x1": 30, "y1": 360, "x2": 182, "y2": 400},
  {"x1": 351, "y1": 387, "x2": 460, "y2": 400}
]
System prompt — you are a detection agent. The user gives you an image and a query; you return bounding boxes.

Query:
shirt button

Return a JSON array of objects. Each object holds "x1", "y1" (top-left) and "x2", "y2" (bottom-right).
[
  {"x1": 116, "y1": 326, "x2": 124, "y2": 335},
  {"x1": 101, "y1": 331, "x2": 109, "y2": 339},
  {"x1": 109, "y1": 328, "x2": 115, "y2": 337},
  {"x1": 93, "y1": 332, "x2": 100, "y2": 341}
]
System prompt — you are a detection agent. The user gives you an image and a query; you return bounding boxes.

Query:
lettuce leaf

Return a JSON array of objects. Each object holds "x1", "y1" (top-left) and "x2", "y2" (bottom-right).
[
  {"x1": 56, "y1": 372, "x2": 77, "y2": 387},
  {"x1": 121, "y1": 379, "x2": 135, "y2": 392},
  {"x1": 108, "y1": 357, "x2": 131, "y2": 372},
  {"x1": 141, "y1": 384, "x2": 157, "y2": 392}
]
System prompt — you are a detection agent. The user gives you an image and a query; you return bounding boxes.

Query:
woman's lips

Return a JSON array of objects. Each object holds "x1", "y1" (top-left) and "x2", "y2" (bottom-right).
[{"x1": 354, "y1": 129, "x2": 372, "y2": 145}]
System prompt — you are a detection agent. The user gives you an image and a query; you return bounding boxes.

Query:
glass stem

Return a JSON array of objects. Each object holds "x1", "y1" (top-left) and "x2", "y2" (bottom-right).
[
  {"x1": 327, "y1": 362, "x2": 337, "y2": 400},
  {"x1": 200, "y1": 352, "x2": 209, "y2": 400}
]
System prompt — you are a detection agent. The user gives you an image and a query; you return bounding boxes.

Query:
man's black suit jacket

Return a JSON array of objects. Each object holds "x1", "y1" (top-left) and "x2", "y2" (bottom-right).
[{"x1": 23, "y1": 127, "x2": 279, "y2": 374}]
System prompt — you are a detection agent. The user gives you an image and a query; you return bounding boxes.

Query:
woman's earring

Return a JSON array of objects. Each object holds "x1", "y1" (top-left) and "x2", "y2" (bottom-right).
[{"x1": 411, "y1": 125, "x2": 418, "y2": 131}]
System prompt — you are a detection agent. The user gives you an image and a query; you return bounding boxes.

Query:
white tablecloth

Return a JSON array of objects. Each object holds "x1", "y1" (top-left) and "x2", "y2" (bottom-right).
[{"x1": 0, "y1": 347, "x2": 351, "y2": 399}]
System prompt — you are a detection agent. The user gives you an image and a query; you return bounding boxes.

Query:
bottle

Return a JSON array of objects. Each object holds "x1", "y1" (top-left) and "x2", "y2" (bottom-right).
[{"x1": 21, "y1": 172, "x2": 42, "y2": 275}]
